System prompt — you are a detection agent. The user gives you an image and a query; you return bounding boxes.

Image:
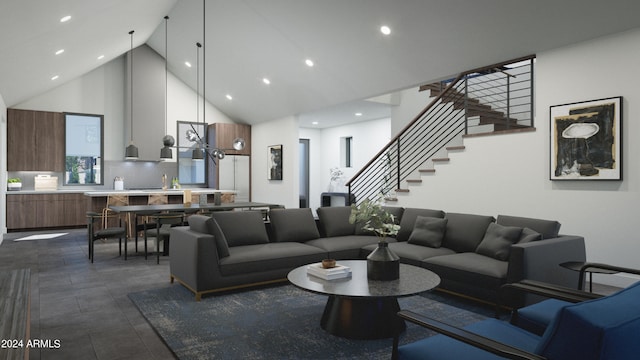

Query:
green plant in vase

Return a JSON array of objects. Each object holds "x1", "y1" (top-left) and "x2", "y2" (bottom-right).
[
  {"x1": 349, "y1": 197, "x2": 401, "y2": 280},
  {"x1": 349, "y1": 198, "x2": 400, "y2": 241}
]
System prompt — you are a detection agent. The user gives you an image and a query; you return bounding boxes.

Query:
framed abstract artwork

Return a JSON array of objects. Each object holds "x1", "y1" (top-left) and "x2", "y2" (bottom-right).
[
  {"x1": 550, "y1": 96, "x2": 622, "y2": 181},
  {"x1": 268, "y1": 144, "x2": 283, "y2": 180}
]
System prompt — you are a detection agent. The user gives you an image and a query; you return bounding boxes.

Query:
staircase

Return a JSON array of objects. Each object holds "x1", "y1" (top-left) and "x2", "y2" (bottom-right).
[{"x1": 346, "y1": 55, "x2": 535, "y2": 204}]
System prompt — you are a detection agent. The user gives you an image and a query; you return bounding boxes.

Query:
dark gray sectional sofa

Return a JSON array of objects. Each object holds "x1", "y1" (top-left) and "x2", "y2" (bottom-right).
[{"x1": 169, "y1": 206, "x2": 585, "y2": 304}]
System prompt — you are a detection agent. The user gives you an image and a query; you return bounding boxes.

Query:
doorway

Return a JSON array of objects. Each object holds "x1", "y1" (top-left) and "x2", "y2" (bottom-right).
[{"x1": 299, "y1": 139, "x2": 310, "y2": 208}]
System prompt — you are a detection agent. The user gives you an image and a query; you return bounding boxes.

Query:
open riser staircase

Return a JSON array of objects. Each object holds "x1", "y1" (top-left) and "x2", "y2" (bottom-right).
[{"x1": 346, "y1": 55, "x2": 535, "y2": 205}]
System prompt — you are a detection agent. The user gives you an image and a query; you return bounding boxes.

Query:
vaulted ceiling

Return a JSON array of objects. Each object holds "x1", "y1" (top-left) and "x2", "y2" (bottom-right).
[{"x1": 2, "y1": 0, "x2": 640, "y2": 128}]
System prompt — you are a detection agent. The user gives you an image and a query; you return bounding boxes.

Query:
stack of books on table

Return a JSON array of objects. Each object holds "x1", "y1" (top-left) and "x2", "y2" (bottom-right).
[{"x1": 307, "y1": 263, "x2": 352, "y2": 280}]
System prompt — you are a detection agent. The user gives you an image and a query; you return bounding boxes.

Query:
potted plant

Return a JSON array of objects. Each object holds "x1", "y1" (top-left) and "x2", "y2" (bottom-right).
[
  {"x1": 7, "y1": 177, "x2": 22, "y2": 191},
  {"x1": 349, "y1": 197, "x2": 401, "y2": 280}
]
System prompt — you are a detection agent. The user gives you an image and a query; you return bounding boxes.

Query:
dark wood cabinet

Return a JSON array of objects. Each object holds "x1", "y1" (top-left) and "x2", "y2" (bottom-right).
[
  {"x1": 7, "y1": 109, "x2": 64, "y2": 171},
  {"x1": 6, "y1": 193, "x2": 87, "y2": 230},
  {"x1": 208, "y1": 123, "x2": 251, "y2": 156}
]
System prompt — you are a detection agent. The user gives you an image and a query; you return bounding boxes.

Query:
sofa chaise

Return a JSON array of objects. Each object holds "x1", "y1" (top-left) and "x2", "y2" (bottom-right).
[{"x1": 169, "y1": 206, "x2": 585, "y2": 304}]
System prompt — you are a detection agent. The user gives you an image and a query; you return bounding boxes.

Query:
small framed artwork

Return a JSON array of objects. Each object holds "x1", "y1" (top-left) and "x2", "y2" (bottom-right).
[
  {"x1": 268, "y1": 144, "x2": 283, "y2": 180},
  {"x1": 550, "y1": 96, "x2": 622, "y2": 180}
]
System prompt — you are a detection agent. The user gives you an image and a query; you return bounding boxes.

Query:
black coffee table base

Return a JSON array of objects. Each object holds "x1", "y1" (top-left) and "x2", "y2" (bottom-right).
[{"x1": 320, "y1": 295, "x2": 405, "y2": 339}]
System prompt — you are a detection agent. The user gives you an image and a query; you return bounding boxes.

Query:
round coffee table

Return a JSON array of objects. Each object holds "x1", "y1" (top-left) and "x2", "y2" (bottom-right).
[{"x1": 287, "y1": 260, "x2": 440, "y2": 339}]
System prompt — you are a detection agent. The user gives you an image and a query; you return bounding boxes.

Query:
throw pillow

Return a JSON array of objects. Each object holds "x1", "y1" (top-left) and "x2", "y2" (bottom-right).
[
  {"x1": 407, "y1": 216, "x2": 448, "y2": 248},
  {"x1": 476, "y1": 222, "x2": 523, "y2": 261},
  {"x1": 518, "y1": 227, "x2": 542, "y2": 244},
  {"x1": 209, "y1": 218, "x2": 230, "y2": 258},
  {"x1": 211, "y1": 211, "x2": 270, "y2": 247},
  {"x1": 269, "y1": 208, "x2": 320, "y2": 242}
]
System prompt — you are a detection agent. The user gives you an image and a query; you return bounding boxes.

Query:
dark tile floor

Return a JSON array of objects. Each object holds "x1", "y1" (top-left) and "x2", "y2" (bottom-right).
[
  {"x1": 1, "y1": 228, "x2": 622, "y2": 360},
  {"x1": 0, "y1": 229, "x2": 175, "y2": 359}
]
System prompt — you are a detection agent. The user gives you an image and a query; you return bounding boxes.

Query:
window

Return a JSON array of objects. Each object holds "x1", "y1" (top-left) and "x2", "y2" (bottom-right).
[
  {"x1": 64, "y1": 113, "x2": 103, "y2": 185},
  {"x1": 341, "y1": 136, "x2": 353, "y2": 168}
]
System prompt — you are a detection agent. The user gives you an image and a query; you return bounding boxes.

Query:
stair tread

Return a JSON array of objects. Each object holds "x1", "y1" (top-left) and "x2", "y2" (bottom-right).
[
  {"x1": 419, "y1": 169, "x2": 436, "y2": 173},
  {"x1": 432, "y1": 157, "x2": 450, "y2": 162},
  {"x1": 446, "y1": 145, "x2": 465, "y2": 151},
  {"x1": 406, "y1": 179, "x2": 422, "y2": 183}
]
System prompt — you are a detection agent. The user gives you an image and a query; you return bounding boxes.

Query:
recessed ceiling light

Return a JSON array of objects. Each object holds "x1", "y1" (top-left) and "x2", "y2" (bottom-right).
[
  {"x1": 55, "y1": 49, "x2": 65, "y2": 55},
  {"x1": 312, "y1": 121, "x2": 319, "y2": 125},
  {"x1": 51, "y1": 75, "x2": 59, "y2": 81},
  {"x1": 226, "y1": 94, "x2": 233, "y2": 100},
  {"x1": 262, "y1": 78, "x2": 271, "y2": 85},
  {"x1": 97, "y1": 55, "x2": 105, "y2": 60},
  {"x1": 305, "y1": 59, "x2": 314, "y2": 67},
  {"x1": 185, "y1": 61, "x2": 192, "y2": 68},
  {"x1": 60, "y1": 15, "x2": 71, "y2": 23},
  {"x1": 355, "y1": 112, "x2": 363, "y2": 116},
  {"x1": 380, "y1": 25, "x2": 391, "y2": 35}
]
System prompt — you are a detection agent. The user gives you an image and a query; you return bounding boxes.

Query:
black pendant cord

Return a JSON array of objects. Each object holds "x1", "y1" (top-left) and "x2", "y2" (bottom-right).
[
  {"x1": 164, "y1": 16, "x2": 168, "y2": 137},
  {"x1": 202, "y1": 0, "x2": 205, "y2": 129},
  {"x1": 129, "y1": 30, "x2": 134, "y2": 144}
]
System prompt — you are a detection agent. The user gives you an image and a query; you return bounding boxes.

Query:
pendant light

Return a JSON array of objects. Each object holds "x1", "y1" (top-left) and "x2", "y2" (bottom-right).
[
  {"x1": 160, "y1": 15, "x2": 175, "y2": 159},
  {"x1": 191, "y1": 41, "x2": 204, "y2": 161},
  {"x1": 125, "y1": 30, "x2": 139, "y2": 160}
]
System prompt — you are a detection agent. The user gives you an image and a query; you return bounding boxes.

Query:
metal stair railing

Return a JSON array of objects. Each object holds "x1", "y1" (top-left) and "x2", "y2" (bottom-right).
[{"x1": 346, "y1": 55, "x2": 535, "y2": 205}]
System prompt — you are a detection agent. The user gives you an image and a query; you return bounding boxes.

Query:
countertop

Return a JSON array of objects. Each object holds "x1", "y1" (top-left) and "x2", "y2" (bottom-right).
[
  {"x1": 83, "y1": 189, "x2": 236, "y2": 197},
  {"x1": 6, "y1": 188, "x2": 236, "y2": 196}
]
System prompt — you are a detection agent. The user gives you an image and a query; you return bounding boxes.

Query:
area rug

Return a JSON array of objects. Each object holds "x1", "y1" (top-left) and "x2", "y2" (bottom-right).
[{"x1": 129, "y1": 284, "x2": 493, "y2": 359}]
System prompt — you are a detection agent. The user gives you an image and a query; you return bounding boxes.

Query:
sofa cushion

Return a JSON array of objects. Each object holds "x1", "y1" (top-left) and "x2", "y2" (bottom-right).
[
  {"x1": 188, "y1": 215, "x2": 230, "y2": 258},
  {"x1": 442, "y1": 213, "x2": 495, "y2": 253},
  {"x1": 362, "y1": 242, "x2": 456, "y2": 267},
  {"x1": 210, "y1": 219, "x2": 230, "y2": 258},
  {"x1": 476, "y1": 222, "x2": 523, "y2": 261},
  {"x1": 211, "y1": 211, "x2": 269, "y2": 247},
  {"x1": 397, "y1": 208, "x2": 446, "y2": 242},
  {"x1": 518, "y1": 227, "x2": 543, "y2": 244},
  {"x1": 269, "y1": 208, "x2": 320, "y2": 242},
  {"x1": 355, "y1": 206, "x2": 405, "y2": 236},
  {"x1": 422, "y1": 252, "x2": 509, "y2": 287},
  {"x1": 306, "y1": 235, "x2": 386, "y2": 258},
  {"x1": 219, "y1": 242, "x2": 327, "y2": 276},
  {"x1": 316, "y1": 206, "x2": 355, "y2": 237},
  {"x1": 496, "y1": 215, "x2": 561, "y2": 239},
  {"x1": 408, "y1": 216, "x2": 448, "y2": 248}
]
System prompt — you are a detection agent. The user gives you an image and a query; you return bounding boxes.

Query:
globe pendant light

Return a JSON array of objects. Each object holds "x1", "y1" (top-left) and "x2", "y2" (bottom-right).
[
  {"x1": 160, "y1": 15, "x2": 174, "y2": 159},
  {"x1": 125, "y1": 30, "x2": 139, "y2": 160}
]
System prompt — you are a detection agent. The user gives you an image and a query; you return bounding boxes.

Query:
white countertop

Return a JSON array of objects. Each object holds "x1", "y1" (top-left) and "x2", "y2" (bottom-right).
[{"x1": 83, "y1": 189, "x2": 236, "y2": 197}]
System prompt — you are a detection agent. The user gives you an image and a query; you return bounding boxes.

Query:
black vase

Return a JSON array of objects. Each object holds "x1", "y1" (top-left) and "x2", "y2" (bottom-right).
[{"x1": 366, "y1": 241, "x2": 400, "y2": 280}]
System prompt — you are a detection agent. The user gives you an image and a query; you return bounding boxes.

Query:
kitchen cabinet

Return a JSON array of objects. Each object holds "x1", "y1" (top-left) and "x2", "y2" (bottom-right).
[
  {"x1": 207, "y1": 123, "x2": 251, "y2": 156},
  {"x1": 7, "y1": 109, "x2": 64, "y2": 171},
  {"x1": 6, "y1": 193, "x2": 87, "y2": 230}
]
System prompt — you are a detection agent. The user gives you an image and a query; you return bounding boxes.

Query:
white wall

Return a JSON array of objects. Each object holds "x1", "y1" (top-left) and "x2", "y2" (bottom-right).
[
  {"x1": 393, "y1": 28, "x2": 640, "y2": 287},
  {"x1": 391, "y1": 87, "x2": 432, "y2": 135},
  {"x1": 251, "y1": 116, "x2": 300, "y2": 208},
  {"x1": 299, "y1": 118, "x2": 392, "y2": 212}
]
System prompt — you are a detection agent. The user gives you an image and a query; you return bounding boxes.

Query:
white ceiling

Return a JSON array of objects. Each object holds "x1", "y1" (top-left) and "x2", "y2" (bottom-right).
[{"x1": 3, "y1": 0, "x2": 640, "y2": 129}]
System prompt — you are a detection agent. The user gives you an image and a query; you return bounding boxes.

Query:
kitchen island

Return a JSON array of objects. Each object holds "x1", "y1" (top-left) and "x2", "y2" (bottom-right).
[{"x1": 84, "y1": 189, "x2": 237, "y2": 213}]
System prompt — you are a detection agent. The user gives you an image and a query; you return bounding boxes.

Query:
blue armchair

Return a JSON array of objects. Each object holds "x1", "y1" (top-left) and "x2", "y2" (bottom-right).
[
  {"x1": 504, "y1": 263, "x2": 640, "y2": 335},
  {"x1": 394, "y1": 280, "x2": 640, "y2": 360}
]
